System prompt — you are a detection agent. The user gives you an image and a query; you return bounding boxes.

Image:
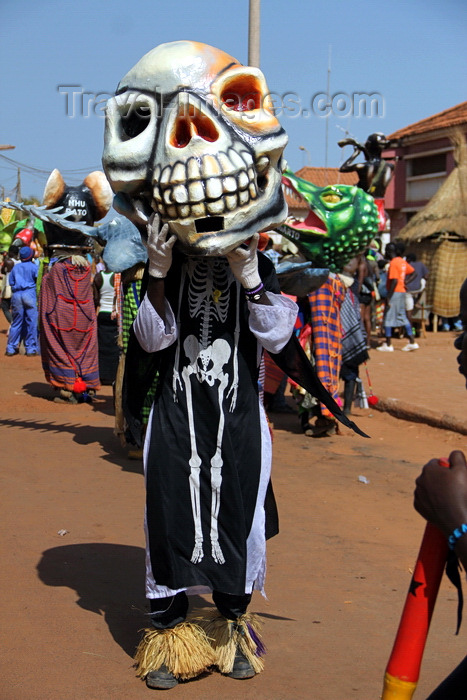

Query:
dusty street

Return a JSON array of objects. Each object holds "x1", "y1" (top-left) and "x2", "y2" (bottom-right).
[{"x1": 1, "y1": 313, "x2": 466, "y2": 700}]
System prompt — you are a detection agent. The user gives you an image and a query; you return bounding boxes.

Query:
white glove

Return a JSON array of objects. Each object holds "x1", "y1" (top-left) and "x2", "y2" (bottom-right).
[
  {"x1": 147, "y1": 215, "x2": 177, "y2": 278},
  {"x1": 225, "y1": 234, "x2": 262, "y2": 290}
]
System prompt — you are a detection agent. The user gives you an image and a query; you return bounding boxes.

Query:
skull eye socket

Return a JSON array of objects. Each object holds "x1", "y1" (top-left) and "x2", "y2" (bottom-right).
[
  {"x1": 119, "y1": 97, "x2": 153, "y2": 140},
  {"x1": 221, "y1": 76, "x2": 262, "y2": 112}
]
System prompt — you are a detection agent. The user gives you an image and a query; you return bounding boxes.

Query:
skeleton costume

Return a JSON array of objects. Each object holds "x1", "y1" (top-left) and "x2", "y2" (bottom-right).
[
  {"x1": 100, "y1": 40, "x2": 365, "y2": 688},
  {"x1": 134, "y1": 251, "x2": 297, "y2": 601},
  {"x1": 129, "y1": 241, "x2": 297, "y2": 687}
]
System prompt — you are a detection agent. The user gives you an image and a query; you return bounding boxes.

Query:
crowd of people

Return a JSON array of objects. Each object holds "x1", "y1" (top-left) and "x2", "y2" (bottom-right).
[
  {"x1": 1, "y1": 226, "x2": 456, "y2": 440},
  {"x1": 261, "y1": 234, "x2": 443, "y2": 438}
]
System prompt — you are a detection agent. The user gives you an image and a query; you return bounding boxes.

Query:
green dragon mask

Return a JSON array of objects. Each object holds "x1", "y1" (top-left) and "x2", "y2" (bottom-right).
[{"x1": 279, "y1": 170, "x2": 379, "y2": 272}]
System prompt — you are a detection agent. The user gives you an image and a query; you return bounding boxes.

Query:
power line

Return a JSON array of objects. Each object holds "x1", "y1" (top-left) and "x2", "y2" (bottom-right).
[{"x1": 0, "y1": 153, "x2": 101, "y2": 176}]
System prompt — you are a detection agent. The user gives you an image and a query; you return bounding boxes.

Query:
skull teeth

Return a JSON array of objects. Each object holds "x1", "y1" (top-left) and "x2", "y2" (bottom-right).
[
  {"x1": 205, "y1": 177, "x2": 223, "y2": 200},
  {"x1": 152, "y1": 149, "x2": 262, "y2": 221}
]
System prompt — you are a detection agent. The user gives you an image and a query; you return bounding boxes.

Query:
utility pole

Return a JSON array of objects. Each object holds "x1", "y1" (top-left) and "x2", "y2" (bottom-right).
[
  {"x1": 15, "y1": 167, "x2": 21, "y2": 201},
  {"x1": 324, "y1": 45, "x2": 332, "y2": 180},
  {"x1": 248, "y1": 0, "x2": 261, "y2": 67},
  {"x1": 0, "y1": 145, "x2": 15, "y2": 203}
]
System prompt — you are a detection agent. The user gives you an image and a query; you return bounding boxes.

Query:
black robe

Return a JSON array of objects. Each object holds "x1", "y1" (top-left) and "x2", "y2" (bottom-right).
[{"x1": 126, "y1": 252, "x2": 367, "y2": 597}]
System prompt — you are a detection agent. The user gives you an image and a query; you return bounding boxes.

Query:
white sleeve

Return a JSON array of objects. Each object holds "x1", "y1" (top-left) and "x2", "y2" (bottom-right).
[
  {"x1": 133, "y1": 294, "x2": 178, "y2": 353},
  {"x1": 247, "y1": 292, "x2": 298, "y2": 354}
]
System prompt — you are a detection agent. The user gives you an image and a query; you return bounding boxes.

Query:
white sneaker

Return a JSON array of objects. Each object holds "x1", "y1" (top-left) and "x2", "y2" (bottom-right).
[
  {"x1": 402, "y1": 342, "x2": 419, "y2": 351},
  {"x1": 376, "y1": 343, "x2": 394, "y2": 352}
]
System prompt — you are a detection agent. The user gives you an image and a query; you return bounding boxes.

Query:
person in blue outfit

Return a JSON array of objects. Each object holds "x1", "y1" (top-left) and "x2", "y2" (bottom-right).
[{"x1": 5, "y1": 246, "x2": 39, "y2": 356}]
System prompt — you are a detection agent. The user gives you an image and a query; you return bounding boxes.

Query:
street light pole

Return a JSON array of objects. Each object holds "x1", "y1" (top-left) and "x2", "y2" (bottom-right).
[
  {"x1": 299, "y1": 145, "x2": 311, "y2": 166},
  {"x1": 248, "y1": 0, "x2": 261, "y2": 67}
]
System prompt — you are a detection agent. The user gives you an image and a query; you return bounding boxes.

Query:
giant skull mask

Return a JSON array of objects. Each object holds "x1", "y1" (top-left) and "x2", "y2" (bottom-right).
[{"x1": 102, "y1": 40, "x2": 288, "y2": 256}]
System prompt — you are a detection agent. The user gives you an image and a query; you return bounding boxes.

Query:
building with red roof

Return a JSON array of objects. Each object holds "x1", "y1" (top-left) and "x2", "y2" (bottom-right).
[{"x1": 383, "y1": 101, "x2": 467, "y2": 238}]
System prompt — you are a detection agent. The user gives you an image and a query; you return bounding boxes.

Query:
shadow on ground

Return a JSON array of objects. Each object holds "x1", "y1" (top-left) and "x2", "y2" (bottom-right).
[
  {"x1": 267, "y1": 410, "x2": 303, "y2": 435},
  {"x1": 37, "y1": 543, "x2": 147, "y2": 657},
  {"x1": 22, "y1": 381, "x2": 117, "y2": 417},
  {"x1": 36, "y1": 544, "x2": 217, "y2": 658},
  {"x1": 0, "y1": 416, "x2": 143, "y2": 474}
]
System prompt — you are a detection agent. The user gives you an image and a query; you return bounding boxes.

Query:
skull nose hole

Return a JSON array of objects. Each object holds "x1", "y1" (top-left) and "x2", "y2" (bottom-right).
[{"x1": 171, "y1": 107, "x2": 219, "y2": 148}]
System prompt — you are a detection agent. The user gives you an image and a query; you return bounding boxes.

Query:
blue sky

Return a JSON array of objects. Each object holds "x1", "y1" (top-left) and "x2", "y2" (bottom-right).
[{"x1": 1, "y1": 0, "x2": 466, "y2": 201}]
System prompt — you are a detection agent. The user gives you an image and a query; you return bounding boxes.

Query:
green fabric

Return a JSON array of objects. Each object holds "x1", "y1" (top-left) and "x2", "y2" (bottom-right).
[
  {"x1": 13, "y1": 218, "x2": 44, "y2": 234},
  {"x1": 122, "y1": 280, "x2": 157, "y2": 424}
]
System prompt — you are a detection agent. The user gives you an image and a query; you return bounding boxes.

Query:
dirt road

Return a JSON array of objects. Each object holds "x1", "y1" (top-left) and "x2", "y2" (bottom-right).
[{"x1": 1, "y1": 315, "x2": 466, "y2": 700}]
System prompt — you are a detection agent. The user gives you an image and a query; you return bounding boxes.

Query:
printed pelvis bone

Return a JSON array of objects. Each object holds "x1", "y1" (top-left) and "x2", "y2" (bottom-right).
[{"x1": 102, "y1": 40, "x2": 288, "y2": 256}]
